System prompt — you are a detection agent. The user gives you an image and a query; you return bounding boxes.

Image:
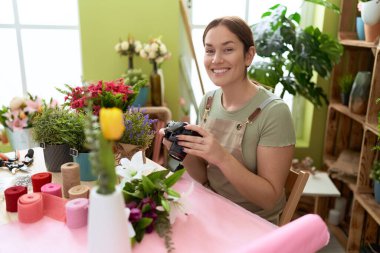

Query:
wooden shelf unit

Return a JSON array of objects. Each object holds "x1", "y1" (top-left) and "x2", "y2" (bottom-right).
[{"x1": 322, "y1": 0, "x2": 380, "y2": 252}]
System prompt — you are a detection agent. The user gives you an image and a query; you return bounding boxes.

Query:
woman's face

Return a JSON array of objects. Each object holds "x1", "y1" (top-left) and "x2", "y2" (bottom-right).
[{"x1": 203, "y1": 25, "x2": 254, "y2": 88}]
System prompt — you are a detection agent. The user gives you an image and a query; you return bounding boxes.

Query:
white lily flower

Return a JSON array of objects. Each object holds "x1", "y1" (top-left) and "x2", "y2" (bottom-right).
[{"x1": 168, "y1": 181, "x2": 194, "y2": 224}]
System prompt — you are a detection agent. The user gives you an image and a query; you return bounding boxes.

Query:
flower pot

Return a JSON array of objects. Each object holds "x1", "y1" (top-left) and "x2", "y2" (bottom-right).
[
  {"x1": 364, "y1": 22, "x2": 380, "y2": 42},
  {"x1": 356, "y1": 17, "x2": 365, "y2": 40},
  {"x1": 132, "y1": 86, "x2": 149, "y2": 107},
  {"x1": 340, "y1": 93, "x2": 350, "y2": 106},
  {"x1": 73, "y1": 152, "x2": 97, "y2": 181},
  {"x1": 88, "y1": 187, "x2": 132, "y2": 253},
  {"x1": 5, "y1": 127, "x2": 38, "y2": 150},
  {"x1": 361, "y1": 0, "x2": 380, "y2": 26},
  {"x1": 374, "y1": 180, "x2": 380, "y2": 204},
  {"x1": 42, "y1": 144, "x2": 73, "y2": 172},
  {"x1": 349, "y1": 71, "x2": 372, "y2": 115}
]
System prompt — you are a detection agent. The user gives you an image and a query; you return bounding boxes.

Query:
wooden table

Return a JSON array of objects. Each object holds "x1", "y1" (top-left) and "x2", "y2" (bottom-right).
[{"x1": 302, "y1": 171, "x2": 341, "y2": 219}]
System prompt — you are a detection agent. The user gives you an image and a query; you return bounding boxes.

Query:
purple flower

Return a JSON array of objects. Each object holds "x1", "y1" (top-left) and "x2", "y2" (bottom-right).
[
  {"x1": 126, "y1": 201, "x2": 138, "y2": 209},
  {"x1": 129, "y1": 208, "x2": 142, "y2": 222}
]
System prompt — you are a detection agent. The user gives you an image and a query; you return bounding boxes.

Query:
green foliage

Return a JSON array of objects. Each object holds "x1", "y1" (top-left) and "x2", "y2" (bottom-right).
[
  {"x1": 371, "y1": 161, "x2": 380, "y2": 182},
  {"x1": 122, "y1": 69, "x2": 148, "y2": 105},
  {"x1": 304, "y1": 0, "x2": 341, "y2": 14},
  {"x1": 122, "y1": 168, "x2": 185, "y2": 251},
  {"x1": 248, "y1": 4, "x2": 343, "y2": 107},
  {"x1": 339, "y1": 74, "x2": 354, "y2": 94},
  {"x1": 32, "y1": 107, "x2": 86, "y2": 148}
]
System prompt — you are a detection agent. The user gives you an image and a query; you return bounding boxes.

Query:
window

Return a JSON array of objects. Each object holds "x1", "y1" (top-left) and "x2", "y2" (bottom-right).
[{"x1": 0, "y1": 0, "x2": 82, "y2": 106}]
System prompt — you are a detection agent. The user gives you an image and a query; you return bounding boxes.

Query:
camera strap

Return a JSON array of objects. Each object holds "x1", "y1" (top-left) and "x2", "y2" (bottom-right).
[
  {"x1": 245, "y1": 96, "x2": 281, "y2": 125},
  {"x1": 202, "y1": 91, "x2": 216, "y2": 124}
]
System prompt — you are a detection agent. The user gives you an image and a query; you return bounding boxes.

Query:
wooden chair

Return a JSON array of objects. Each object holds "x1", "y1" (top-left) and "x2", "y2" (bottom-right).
[{"x1": 279, "y1": 168, "x2": 309, "y2": 226}]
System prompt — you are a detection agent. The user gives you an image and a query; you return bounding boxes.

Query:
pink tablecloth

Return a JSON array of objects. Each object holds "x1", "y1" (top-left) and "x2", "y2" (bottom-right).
[{"x1": 0, "y1": 178, "x2": 276, "y2": 253}]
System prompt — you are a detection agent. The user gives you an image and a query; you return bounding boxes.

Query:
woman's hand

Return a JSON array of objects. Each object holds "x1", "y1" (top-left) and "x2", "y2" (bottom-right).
[
  {"x1": 176, "y1": 124, "x2": 228, "y2": 166},
  {"x1": 158, "y1": 128, "x2": 172, "y2": 150}
]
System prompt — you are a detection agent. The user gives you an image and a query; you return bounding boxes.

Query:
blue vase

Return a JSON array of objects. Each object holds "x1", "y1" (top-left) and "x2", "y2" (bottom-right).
[
  {"x1": 375, "y1": 180, "x2": 380, "y2": 204},
  {"x1": 132, "y1": 86, "x2": 149, "y2": 107},
  {"x1": 356, "y1": 17, "x2": 365, "y2": 41},
  {"x1": 74, "y1": 152, "x2": 97, "y2": 181}
]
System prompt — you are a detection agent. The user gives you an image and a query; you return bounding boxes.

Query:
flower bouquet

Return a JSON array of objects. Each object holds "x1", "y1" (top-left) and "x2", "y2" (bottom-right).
[
  {"x1": 139, "y1": 37, "x2": 171, "y2": 68},
  {"x1": 115, "y1": 107, "x2": 157, "y2": 164},
  {"x1": 115, "y1": 36, "x2": 143, "y2": 69},
  {"x1": 57, "y1": 79, "x2": 135, "y2": 115},
  {"x1": 121, "y1": 166, "x2": 186, "y2": 252}
]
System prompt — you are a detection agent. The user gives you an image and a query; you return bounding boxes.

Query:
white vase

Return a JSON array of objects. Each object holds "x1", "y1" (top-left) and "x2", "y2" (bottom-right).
[
  {"x1": 5, "y1": 127, "x2": 38, "y2": 150},
  {"x1": 361, "y1": 0, "x2": 380, "y2": 25},
  {"x1": 88, "y1": 187, "x2": 131, "y2": 253}
]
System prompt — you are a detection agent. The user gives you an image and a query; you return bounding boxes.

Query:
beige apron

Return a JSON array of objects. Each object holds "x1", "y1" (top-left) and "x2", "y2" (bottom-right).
[{"x1": 200, "y1": 92, "x2": 285, "y2": 224}]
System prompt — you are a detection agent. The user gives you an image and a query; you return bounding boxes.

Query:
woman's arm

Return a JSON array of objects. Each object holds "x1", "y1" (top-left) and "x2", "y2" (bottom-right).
[{"x1": 177, "y1": 124, "x2": 294, "y2": 210}]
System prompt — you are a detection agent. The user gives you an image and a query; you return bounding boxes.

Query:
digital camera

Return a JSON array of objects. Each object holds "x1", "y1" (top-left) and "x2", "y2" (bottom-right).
[{"x1": 164, "y1": 121, "x2": 201, "y2": 162}]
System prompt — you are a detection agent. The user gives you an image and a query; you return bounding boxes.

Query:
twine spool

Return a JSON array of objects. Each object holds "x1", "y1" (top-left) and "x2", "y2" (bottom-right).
[
  {"x1": 41, "y1": 183, "x2": 62, "y2": 198},
  {"x1": 31, "y1": 172, "x2": 52, "y2": 192},
  {"x1": 18, "y1": 193, "x2": 44, "y2": 223},
  {"x1": 65, "y1": 198, "x2": 89, "y2": 228},
  {"x1": 69, "y1": 185, "x2": 90, "y2": 199},
  {"x1": 61, "y1": 162, "x2": 81, "y2": 198},
  {"x1": 4, "y1": 186, "x2": 28, "y2": 212}
]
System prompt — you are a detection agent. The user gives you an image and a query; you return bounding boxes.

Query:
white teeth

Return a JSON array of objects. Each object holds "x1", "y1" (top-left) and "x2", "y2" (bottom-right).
[{"x1": 213, "y1": 69, "x2": 228, "y2": 73}]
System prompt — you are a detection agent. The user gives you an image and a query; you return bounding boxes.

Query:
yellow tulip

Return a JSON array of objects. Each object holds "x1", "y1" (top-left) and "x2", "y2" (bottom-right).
[{"x1": 99, "y1": 108, "x2": 125, "y2": 141}]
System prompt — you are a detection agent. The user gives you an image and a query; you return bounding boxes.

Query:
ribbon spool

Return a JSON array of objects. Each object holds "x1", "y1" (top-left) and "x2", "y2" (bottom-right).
[
  {"x1": 18, "y1": 193, "x2": 44, "y2": 223},
  {"x1": 65, "y1": 198, "x2": 89, "y2": 228},
  {"x1": 61, "y1": 162, "x2": 81, "y2": 198},
  {"x1": 41, "y1": 183, "x2": 62, "y2": 198},
  {"x1": 31, "y1": 172, "x2": 52, "y2": 192},
  {"x1": 4, "y1": 186, "x2": 28, "y2": 212},
  {"x1": 68, "y1": 185, "x2": 90, "y2": 199}
]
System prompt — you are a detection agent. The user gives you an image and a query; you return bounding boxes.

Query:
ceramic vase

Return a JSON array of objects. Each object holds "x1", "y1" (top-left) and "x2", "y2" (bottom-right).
[
  {"x1": 6, "y1": 127, "x2": 38, "y2": 150},
  {"x1": 348, "y1": 71, "x2": 372, "y2": 115},
  {"x1": 132, "y1": 86, "x2": 149, "y2": 107},
  {"x1": 73, "y1": 152, "x2": 97, "y2": 181},
  {"x1": 356, "y1": 17, "x2": 365, "y2": 40},
  {"x1": 150, "y1": 61, "x2": 163, "y2": 106},
  {"x1": 361, "y1": 0, "x2": 380, "y2": 25},
  {"x1": 88, "y1": 187, "x2": 131, "y2": 253}
]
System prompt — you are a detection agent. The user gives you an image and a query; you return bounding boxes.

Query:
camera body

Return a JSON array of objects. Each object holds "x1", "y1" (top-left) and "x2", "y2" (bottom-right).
[{"x1": 164, "y1": 121, "x2": 201, "y2": 162}]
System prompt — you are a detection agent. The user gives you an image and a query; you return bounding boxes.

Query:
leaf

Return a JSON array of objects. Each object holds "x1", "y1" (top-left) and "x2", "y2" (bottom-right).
[
  {"x1": 167, "y1": 188, "x2": 180, "y2": 198},
  {"x1": 141, "y1": 175, "x2": 156, "y2": 194},
  {"x1": 135, "y1": 217, "x2": 153, "y2": 230},
  {"x1": 161, "y1": 197, "x2": 170, "y2": 212},
  {"x1": 147, "y1": 170, "x2": 169, "y2": 182},
  {"x1": 164, "y1": 168, "x2": 185, "y2": 188}
]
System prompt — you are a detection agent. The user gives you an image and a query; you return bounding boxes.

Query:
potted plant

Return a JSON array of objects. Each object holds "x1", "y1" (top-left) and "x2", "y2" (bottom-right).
[
  {"x1": 122, "y1": 69, "x2": 149, "y2": 107},
  {"x1": 115, "y1": 107, "x2": 157, "y2": 164},
  {"x1": 358, "y1": 0, "x2": 380, "y2": 42},
  {"x1": 32, "y1": 107, "x2": 83, "y2": 172},
  {"x1": 0, "y1": 94, "x2": 57, "y2": 150},
  {"x1": 371, "y1": 160, "x2": 380, "y2": 203},
  {"x1": 248, "y1": 3, "x2": 343, "y2": 107},
  {"x1": 339, "y1": 74, "x2": 354, "y2": 106}
]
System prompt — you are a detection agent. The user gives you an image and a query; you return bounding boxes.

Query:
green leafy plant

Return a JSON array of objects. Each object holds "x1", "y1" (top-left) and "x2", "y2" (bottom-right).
[
  {"x1": 122, "y1": 69, "x2": 149, "y2": 102},
  {"x1": 123, "y1": 168, "x2": 185, "y2": 252},
  {"x1": 248, "y1": 4, "x2": 343, "y2": 107},
  {"x1": 32, "y1": 107, "x2": 85, "y2": 149},
  {"x1": 339, "y1": 74, "x2": 354, "y2": 94},
  {"x1": 371, "y1": 160, "x2": 380, "y2": 182}
]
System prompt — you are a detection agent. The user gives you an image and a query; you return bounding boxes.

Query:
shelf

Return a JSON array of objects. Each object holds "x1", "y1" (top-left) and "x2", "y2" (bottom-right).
[
  {"x1": 355, "y1": 193, "x2": 380, "y2": 225},
  {"x1": 330, "y1": 173, "x2": 356, "y2": 191},
  {"x1": 366, "y1": 124, "x2": 379, "y2": 136},
  {"x1": 329, "y1": 102, "x2": 365, "y2": 125},
  {"x1": 340, "y1": 39, "x2": 378, "y2": 49}
]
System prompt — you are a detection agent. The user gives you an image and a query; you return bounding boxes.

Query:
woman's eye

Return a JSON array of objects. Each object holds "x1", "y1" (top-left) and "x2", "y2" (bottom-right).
[
  {"x1": 205, "y1": 49, "x2": 214, "y2": 55},
  {"x1": 224, "y1": 48, "x2": 233, "y2": 53}
]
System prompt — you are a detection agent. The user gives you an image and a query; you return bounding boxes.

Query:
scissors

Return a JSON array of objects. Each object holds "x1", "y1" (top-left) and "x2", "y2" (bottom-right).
[{"x1": 0, "y1": 149, "x2": 34, "y2": 174}]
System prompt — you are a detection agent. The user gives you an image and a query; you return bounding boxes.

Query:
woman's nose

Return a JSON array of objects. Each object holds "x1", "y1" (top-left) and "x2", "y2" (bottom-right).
[{"x1": 212, "y1": 52, "x2": 223, "y2": 64}]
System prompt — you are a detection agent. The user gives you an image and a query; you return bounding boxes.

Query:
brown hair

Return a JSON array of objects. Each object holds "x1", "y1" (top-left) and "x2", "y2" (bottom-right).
[{"x1": 202, "y1": 16, "x2": 254, "y2": 54}]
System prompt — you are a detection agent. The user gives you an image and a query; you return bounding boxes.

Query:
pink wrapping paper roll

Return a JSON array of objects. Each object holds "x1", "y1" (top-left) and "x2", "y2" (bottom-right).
[
  {"x1": 238, "y1": 214, "x2": 329, "y2": 253},
  {"x1": 41, "y1": 183, "x2": 62, "y2": 198},
  {"x1": 18, "y1": 193, "x2": 44, "y2": 223},
  {"x1": 65, "y1": 198, "x2": 89, "y2": 229}
]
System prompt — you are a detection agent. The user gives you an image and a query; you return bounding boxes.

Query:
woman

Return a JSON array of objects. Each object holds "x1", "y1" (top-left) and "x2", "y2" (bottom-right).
[{"x1": 163, "y1": 16, "x2": 295, "y2": 224}]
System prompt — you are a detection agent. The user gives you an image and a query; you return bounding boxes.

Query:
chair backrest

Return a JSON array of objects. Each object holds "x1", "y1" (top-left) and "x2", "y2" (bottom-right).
[{"x1": 279, "y1": 168, "x2": 309, "y2": 226}]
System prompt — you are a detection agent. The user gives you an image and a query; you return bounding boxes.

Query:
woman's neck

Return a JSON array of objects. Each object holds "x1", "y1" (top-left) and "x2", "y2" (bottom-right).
[{"x1": 221, "y1": 79, "x2": 258, "y2": 111}]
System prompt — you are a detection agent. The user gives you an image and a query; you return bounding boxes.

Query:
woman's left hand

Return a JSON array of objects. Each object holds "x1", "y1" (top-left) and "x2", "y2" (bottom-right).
[{"x1": 176, "y1": 124, "x2": 228, "y2": 166}]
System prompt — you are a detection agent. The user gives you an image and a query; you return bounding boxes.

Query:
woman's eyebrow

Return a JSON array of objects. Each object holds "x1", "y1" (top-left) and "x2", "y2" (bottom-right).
[{"x1": 205, "y1": 41, "x2": 235, "y2": 47}]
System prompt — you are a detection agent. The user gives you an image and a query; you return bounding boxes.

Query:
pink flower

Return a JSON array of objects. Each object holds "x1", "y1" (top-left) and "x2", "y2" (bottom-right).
[{"x1": 11, "y1": 117, "x2": 28, "y2": 131}]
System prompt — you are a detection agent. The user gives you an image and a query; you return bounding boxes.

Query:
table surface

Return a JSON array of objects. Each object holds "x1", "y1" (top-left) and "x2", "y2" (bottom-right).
[
  {"x1": 0, "y1": 147, "x2": 278, "y2": 253},
  {"x1": 302, "y1": 171, "x2": 341, "y2": 197}
]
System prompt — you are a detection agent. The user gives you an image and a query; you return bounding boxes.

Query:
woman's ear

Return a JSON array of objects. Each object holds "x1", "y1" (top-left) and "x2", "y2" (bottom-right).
[{"x1": 245, "y1": 46, "x2": 255, "y2": 67}]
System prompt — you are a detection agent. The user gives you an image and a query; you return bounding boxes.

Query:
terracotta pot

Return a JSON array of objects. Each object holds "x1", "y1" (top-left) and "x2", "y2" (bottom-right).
[{"x1": 364, "y1": 22, "x2": 380, "y2": 42}]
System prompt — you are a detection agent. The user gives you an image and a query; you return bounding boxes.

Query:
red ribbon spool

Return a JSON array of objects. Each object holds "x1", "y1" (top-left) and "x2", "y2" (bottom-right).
[
  {"x1": 31, "y1": 172, "x2": 52, "y2": 192},
  {"x1": 4, "y1": 186, "x2": 28, "y2": 212}
]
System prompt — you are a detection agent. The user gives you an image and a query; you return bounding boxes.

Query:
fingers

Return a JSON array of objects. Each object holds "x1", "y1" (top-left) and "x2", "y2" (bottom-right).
[
  {"x1": 183, "y1": 124, "x2": 208, "y2": 137},
  {"x1": 158, "y1": 128, "x2": 165, "y2": 136}
]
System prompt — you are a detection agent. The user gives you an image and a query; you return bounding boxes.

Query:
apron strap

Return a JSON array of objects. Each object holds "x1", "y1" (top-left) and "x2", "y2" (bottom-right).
[
  {"x1": 202, "y1": 91, "x2": 216, "y2": 123},
  {"x1": 246, "y1": 96, "x2": 281, "y2": 124}
]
